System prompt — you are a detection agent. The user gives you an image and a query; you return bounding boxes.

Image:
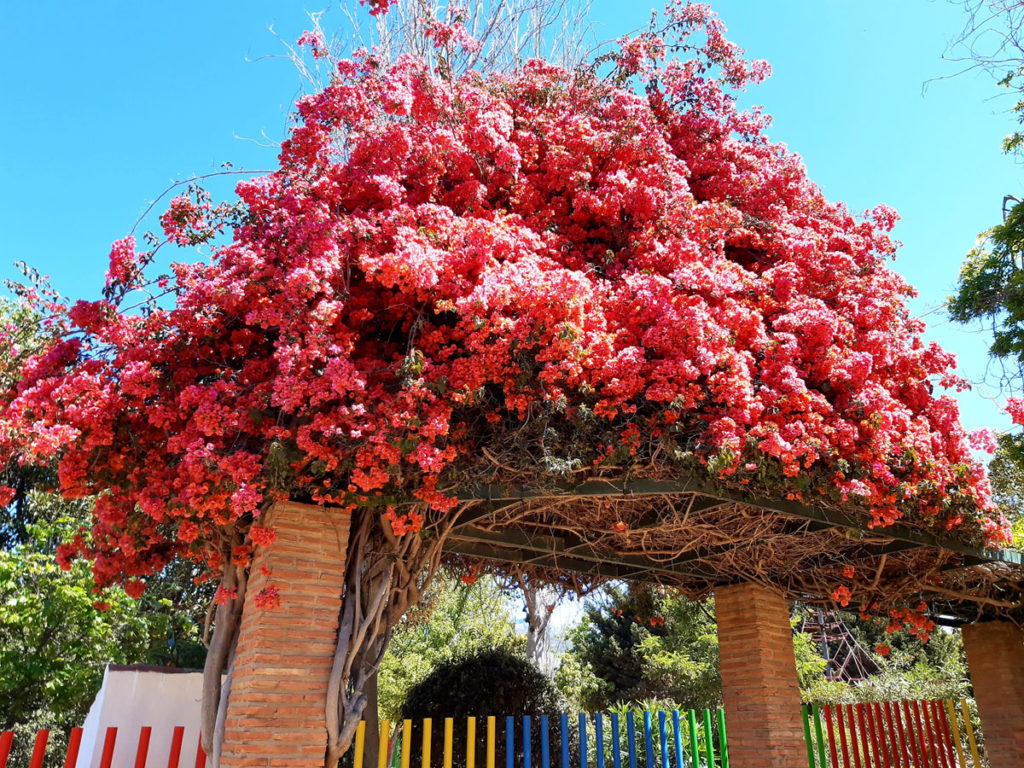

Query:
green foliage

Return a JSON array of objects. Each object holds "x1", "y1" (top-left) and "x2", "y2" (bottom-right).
[
  {"x1": 801, "y1": 609, "x2": 971, "y2": 704},
  {"x1": 377, "y1": 572, "x2": 521, "y2": 721},
  {"x1": 948, "y1": 200, "x2": 1024, "y2": 374},
  {"x1": 401, "y1": 647, "x2": 563, "y2": 768},
  {"x1": 556, "y1": 586, "x2": 721, "y2": 711},
  {"x1": 0, "y1": 488, "x2": 211, "y2": 761},
  {"x1": 558, "y1": 587, "x2": 969, "y2": 715},
  {"x1": 987, "y1": 437, "x2": 1024, "y2": 544},
  {"x1": 0, "y1": 495, "x2": 150, "y2": 763}
]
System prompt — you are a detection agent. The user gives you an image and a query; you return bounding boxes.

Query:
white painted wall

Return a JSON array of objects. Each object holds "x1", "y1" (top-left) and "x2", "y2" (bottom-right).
[{"x1": 76, "y1": 665, "x2": 207, "y2": 768}]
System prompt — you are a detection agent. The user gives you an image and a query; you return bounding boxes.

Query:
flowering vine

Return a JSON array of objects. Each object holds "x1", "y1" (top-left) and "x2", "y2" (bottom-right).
[{"x1": 0, "y1": 1, "x2": 1014, "y2": 756}]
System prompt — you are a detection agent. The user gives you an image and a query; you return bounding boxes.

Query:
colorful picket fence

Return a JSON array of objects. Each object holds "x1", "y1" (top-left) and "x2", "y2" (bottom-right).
[
  {"x1": 0, "y1": 725, "x2": 206, "y2": 768},
  {"x1": 801, "y1": 699, "x2": 983, "y2": 768},
  {"x1": 0, "y1": 701, "x2": 985, "y2": 768},
  {"x1": 359, "y1": 710, "x2": 730, "y2": 768}
]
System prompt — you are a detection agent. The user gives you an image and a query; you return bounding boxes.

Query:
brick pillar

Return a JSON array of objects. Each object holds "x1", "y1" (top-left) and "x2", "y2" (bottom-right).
[
  {"x1": 962, "y1": 620, "x2": 1024, "y2": 768},
  {"x1": 221, "y1": 501, "x2": 351, "y2": 768},
  {"x1": 715, "y1": 583, "x2": 806, "y2": 768}
]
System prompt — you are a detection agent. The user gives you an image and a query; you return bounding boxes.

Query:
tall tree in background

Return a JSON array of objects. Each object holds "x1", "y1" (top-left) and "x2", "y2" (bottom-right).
[
  {"x1": 556, "y1": 585, "x2": 827, "y2": 712},
  {"x1": 946, "y1": 1, "x2": 1024, "y2": 542},
  {"x1": 556, "y1": 586, "x2": 722, "y2": 711}
]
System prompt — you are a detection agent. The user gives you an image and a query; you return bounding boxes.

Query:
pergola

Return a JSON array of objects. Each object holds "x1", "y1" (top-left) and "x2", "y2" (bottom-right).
[
  {"x1": 445, "y1": 479, "x2": 1023, "y2": 621},
  {"x1": 215, "y1": 481, "x2": 1024, "y2": 768}
]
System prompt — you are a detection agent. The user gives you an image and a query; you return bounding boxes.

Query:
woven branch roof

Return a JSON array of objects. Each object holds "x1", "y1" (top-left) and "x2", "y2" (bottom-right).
[{"x1": 437, "y1": 479, "x2": 1023, "y2": 624}]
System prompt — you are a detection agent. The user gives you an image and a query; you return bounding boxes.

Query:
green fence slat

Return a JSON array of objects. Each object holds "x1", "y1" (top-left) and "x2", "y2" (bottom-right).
[
  {"x1": 716, "y1": 710, "x2": 729, "y2": 768},
  {"x1": 702, "y1": 709, "x2": 714, "y2": 768},
  {"x1": 801, "y1": 705, "x2": 815, "y2": 768},
  {"x1": 812, "y1": 705, "x2": 827, "y2": 768},
  {"x1": 686, "y1": 711, "x2": 699, "y2": 768}
]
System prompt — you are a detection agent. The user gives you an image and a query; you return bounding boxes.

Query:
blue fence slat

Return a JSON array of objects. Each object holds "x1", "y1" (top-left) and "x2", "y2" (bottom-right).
[
  {"x1": 561, "y1": 715, "x2": 570, "y2": 768},
  {"x1": 610, "y1": 713, "x2": 622, "y2": 768},
  {"x1": 541, "y1": 715, "x2": 550, "y2": 768},
  {"x1": 524, "y1": 716, "x2": 532, "y2": 768},
  {"x1": 507, "y1": 716, "x2": 514, "y2": 768},
  {"x1": 626, "y1": 713, "x2": 638, "y2": 768},
  {"x1": 595, "y1": 713, "x2": 605, "y2": 768},
  {"x1": 643, "y1": 712, "x2": 654, "y2": 768},
  {"x1": 658, "y1": 712, "x2": 669, "y2": 768},
  {"x1": 579, "y1": 713, "x2": 588, "y2": 768},
  {"x1": 671, "y1": 711, "x2": 684, "y2": 768}
]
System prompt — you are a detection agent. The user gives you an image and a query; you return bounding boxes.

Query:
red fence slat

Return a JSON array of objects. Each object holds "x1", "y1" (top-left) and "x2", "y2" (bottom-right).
[
  {"x1": 824, "y1": 705, "x2": 842, "y2": 768},
  {"x1": 168, "y1": 726, "x2": 185, "y2": 768},
  {"x1": 901, "y1": 700, "x2": 921, "y2": 768},
  {"x1": 194, "y1": 732, "x2": 206, "y2": 768},
  {"x1": 930, "y1": 700, "x2": 952, "y2": 768},
  {"x1": 844, "y1": 704, "x2": 862, "y2": 768},
  {"x1": 856, "y1": 705, "x2": 872, "y2": 768},
  {"x1": 65, "y1": 727, "x2": 84, "y2": 768},
  {"x1": 29, "y1": 729, "x2": 49, "y2": 768},
  {"x1": 837, "y1": 704, "x2": 852, "y2": 768},
  {"x1": 100, "y1": 727, "x2": 118, "y2": 768},
  {"x1": 920, "y1": 698, "x2": 936, "y2": 768},
  {"x1": 871, "y1": 703, "x2": 890, "y2": 768},
  {"x1": 890, "y1": 701, "x2": 909, "y2": 768},
  {"x1": 135, "y1": 726, "x2": 152, "y2": 768},
  {"x1": 0, "y1": 732, "x2": 13, "y2": 768}
]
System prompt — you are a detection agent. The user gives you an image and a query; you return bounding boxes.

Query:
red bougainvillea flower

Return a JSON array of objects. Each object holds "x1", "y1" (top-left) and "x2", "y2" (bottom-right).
[
  {"x1": 831, "y1": 586, "x2": 852, "y2": 607},
  {"x1": 875, "y1": 643, "x2": 891, "y2": 657},
  {"x1": 253, "y1": 585, "x2": 282, "y2": 610},
  {"x1": 0, "y1": 2, "x2": 1009, "y2": 602}
]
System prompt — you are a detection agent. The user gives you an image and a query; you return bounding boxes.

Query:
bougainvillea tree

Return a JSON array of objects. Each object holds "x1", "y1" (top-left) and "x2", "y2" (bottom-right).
[{"x1": 0, "y1": 0, "x2": 1014, "y2": 761}]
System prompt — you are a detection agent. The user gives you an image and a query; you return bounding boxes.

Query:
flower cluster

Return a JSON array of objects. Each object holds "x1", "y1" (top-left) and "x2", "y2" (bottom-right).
[
  {"x1": 253, "y1": 585, "x2": 281, "y2": 609},
  {"x1": 0, "y1": 3, "x2": 1009, "y2": 603},
  {"x1": 885, "y1": 603, "x2": 936, "y2": 642}
]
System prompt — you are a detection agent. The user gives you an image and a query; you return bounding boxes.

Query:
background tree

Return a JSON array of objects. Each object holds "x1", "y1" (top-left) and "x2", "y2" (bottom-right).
[
  {"x1": 945, "y1": 1, "x2": 1024, "y2": 543},
  {"x1": 378, "y1": 571, "x2": 521, "y2": 720},
  {"x1": 0, "y1": 495, "x2": 150, "y2": 764},
  {"x1": 401, "y1": 648, "x2": 563, "y2": 768},
  {"x1": 557, "y1": 586, "x2": 794, "y2": 711},
  {"x1": 988, "y1": 443, "x2": 1024, "y2": 542}
]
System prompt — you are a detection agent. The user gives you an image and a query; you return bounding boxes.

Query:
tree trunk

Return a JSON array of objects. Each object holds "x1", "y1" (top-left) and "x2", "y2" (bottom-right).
[
  {"x1": 363, "y1": 671, "x2": 380, "y2": 768},
  {"x1": 521, "y1": 578, "x2": 553, "y2": 670}
]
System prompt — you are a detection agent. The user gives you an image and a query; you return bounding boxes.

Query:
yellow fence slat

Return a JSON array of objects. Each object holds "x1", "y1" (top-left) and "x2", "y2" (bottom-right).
[
  {"x1": 487, "y1": 716, "x2": 496, "y2": 768},
  {"x1": 959, "y1": 699, "x2": 982, "y2": 768},
  {"x1": 380, "y1": 721, "x2": 391, "y2": 768},
  {"x1": 444, "y1": 718, "x2": 453, "y2": 768},
  {"x1": 402, "y1": 720, "x2": 412, "y2": 768},
  {"x1": 354, "y1": 722, "x2": 367, "y2": 768},
  {"x1": 467, "y1": 717, "x2": 477, "y2": 768},
  {"x1": 422, "y1": 719, "x2": 432, "y2": 768},
  {"x1": 943, "y1": 700, "x2": 966, "y2": 768}
]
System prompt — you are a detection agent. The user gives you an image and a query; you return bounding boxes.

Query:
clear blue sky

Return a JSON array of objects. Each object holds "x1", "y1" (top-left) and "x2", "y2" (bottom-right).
[{"x1": 1, "y1": 0, "x2": 1020, "y2": 436}]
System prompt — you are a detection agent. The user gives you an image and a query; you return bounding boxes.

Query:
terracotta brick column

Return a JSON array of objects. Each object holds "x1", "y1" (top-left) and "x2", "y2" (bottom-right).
[
  {"x1": 715, "y1": 583, "x2": 806, "y2": 768},
  {"x1": 962, "y1": 620, "x2": 1024, "y2": 768},
  {"x1": 221, "y1": 501, "x2": 351, "y2": 768}
]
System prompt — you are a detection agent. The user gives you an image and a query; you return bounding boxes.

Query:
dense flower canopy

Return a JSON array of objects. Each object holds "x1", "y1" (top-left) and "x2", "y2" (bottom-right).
[{"x1": 0, "y1": 2, "x2": 1011, "y2": 593}]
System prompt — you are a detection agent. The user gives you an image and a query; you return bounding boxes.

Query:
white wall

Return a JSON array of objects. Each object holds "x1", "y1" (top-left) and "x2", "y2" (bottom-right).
[{"x1": 76, "y1": 666, "x2": 207, "y2": 768}]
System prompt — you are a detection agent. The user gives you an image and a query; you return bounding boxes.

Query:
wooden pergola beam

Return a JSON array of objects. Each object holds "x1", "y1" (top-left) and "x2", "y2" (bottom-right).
[
  {"x1": 443, "y1": 538, "x2": 648, "y2": 581},
  {"x1": 455, "y1": 479, "x2": 1023, "y2": 567},
  {"x1": 446, "y1": 525, "x2": 719, "y2": 581}
]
